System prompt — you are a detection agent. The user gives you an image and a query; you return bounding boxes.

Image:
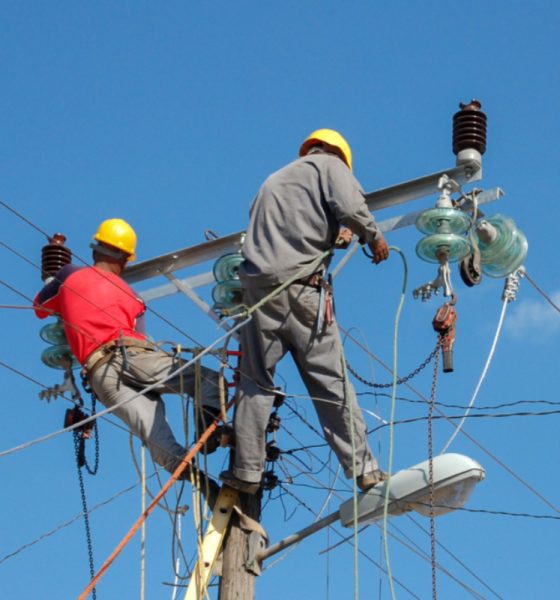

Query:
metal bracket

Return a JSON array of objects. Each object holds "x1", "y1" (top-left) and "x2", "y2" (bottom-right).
[
  {"x1": 413, "y1": 262, "x2": 454, "y2": 302},
  {"x1": 39, "y1": 364, "x2": 81, "y2": 403},
  {"x1": 245, "y1": 530, "x2": 268, "y2": 576}
]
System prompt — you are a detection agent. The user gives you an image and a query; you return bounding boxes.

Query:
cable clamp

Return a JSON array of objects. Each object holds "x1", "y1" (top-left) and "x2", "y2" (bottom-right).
[{"x1": 502, "y1": 267, "x2": 525, "y2": 303}]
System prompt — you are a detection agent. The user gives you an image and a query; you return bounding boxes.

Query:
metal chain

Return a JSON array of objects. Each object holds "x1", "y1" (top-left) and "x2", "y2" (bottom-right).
[
  {"x1": 80, "y1": 374, "x2": 100, "y2": 475},
  {"x1": 84, "y1": 395, "x2": 100, "y2": 475},
  {"x1": 73, "y1": 431, "x2": 97, "y2": 600},
  {"x1": 428, "y1": 340, "x2": 441, "y2": 600},
  {"x1": 346, "y1": 343, "x2": 439, "y2": 389}
]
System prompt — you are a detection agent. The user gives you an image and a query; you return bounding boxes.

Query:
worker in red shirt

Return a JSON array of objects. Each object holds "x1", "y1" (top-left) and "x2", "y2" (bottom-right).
[{"x1": 34, "y1": 218, "x2": 222, "y2": 479}]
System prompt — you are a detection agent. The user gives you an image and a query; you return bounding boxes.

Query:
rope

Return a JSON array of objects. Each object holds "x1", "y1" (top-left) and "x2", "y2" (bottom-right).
[
  {"x1": 170, "y1": 512, "x2": 184, "y2": 600},
  {"x1": 341, "y1": 356, "x2": 360, "y2": 600},
  {"x1": 0, "y1": 317, "x2": 250, "y2": 459},
  {"x1": 440, "y1": 295, "x2": 508, "y2": 453},
  {"x1": 428, "y1": 348, "x2": 440, "y2": 600},
  {"x1": 77, "y1": 397, "x2": 235, "y2": 599},
  {"x1": 381, "y1": 246, "x2": 408, "y2": 600},
  {"x1": 237, "y1": 249, "x2": 333, "y2": 318},
  {"x1": 140, "y1": 445, "x2": 146, "y2": 600}
]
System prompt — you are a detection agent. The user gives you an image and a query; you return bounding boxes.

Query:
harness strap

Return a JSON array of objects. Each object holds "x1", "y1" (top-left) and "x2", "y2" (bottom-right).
[{"x1": 84, "y1": 337, "x2": 155, "y2": 377}]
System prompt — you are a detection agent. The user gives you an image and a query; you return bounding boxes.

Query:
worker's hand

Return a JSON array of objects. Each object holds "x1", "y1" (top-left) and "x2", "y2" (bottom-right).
[
  {"x1": 367, "y1": 236, "x2": 389, "y2": 264},
  {"x1": 335, "y1": 227, "x2": 353, "y2": 249}
]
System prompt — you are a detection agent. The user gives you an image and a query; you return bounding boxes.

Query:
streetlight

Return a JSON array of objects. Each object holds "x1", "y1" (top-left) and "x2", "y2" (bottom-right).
[
  {"x1": 339, "y1": 453, "x2": 485, "y2": 527},
  {"x1": 249, "y1": 453, "x2": 485, "y2": 573}
]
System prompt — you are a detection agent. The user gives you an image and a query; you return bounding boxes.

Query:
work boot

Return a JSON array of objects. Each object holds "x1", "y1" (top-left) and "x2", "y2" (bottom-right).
[
  {"x1": 219, "y1": 470, "x2": 261, "y2": 495},
  {"x1": 356, "y1": 469, "x2": 388, "y2": 492}
]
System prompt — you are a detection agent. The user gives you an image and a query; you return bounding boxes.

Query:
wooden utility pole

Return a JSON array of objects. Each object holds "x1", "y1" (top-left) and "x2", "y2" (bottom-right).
[{"x1": 218, "y1": 491, "x2": 262, "y2": 600}]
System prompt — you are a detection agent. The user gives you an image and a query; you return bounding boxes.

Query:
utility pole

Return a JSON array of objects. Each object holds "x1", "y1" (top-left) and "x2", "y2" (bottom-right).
[{"x1": 218, "y1": 491, "x2": 262, "y2": 600}]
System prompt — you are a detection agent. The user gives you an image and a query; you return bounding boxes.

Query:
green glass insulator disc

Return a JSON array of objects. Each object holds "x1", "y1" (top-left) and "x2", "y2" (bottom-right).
[
  {"x1": 213, "y1": 253, "x2": 244, "y2": 283},
  {"x1": 40, "y1": 344, "x2": 79, "y2": 370},
  {"x1": 39, "y1": 320, "x2": 68, "y2": 345},
  {"x1": 212, "y1": 280, "x2": 243, "y2": 308},
  {"x1": 416, "y1": 208, "x2": 471, "y2": 235},
  {"x1": 480, "y1": 225, "x2": 528, "y2": 278},
  {"x1": 416, "y1": 233, "x2": 471, "y2": 264}
]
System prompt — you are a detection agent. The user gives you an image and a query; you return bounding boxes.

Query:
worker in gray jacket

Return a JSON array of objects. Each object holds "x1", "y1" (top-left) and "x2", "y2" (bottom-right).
[{"x1": 220, "y1": 128, "x2": 389, "y2": 494}]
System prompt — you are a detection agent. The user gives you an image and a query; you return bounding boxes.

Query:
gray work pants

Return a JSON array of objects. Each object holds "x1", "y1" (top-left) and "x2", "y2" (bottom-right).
[
  {"x1": 90, "y1": 347, "x2": 221, "y2": 474},
  {"x1": 233, "y1": 283, "x2": 378, "y2": 483}
]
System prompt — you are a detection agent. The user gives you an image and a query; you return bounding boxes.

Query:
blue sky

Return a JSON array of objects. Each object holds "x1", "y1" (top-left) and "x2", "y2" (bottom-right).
[{"x1": 1, "y1": 2, "x2": 559, "y2": 599}]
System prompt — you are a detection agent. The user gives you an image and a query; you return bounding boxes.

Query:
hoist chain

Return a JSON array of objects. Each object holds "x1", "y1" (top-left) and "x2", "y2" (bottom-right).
[
  {"x1": 73, "y1": 431, "x2": 97, "y2": 600},
  {"x1": 70, "y1": 374, "x2": 100, "y2": 598},
  {"x1": 84, "y1": 395, "x2": 100, "y2": 475},
  {"x1": 428, "y1": 340, "x2": 441, "y2": 600},
  {"x1": 346, "y1": 343, "x2": 439, "y2": 389},
  {"x1": 80, "y1": 374, "x2": 100, "y2": 475}
]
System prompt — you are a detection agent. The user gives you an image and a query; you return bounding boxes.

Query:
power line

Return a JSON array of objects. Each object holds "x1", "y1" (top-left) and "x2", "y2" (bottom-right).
[
  {"x1": 0, "y1": 203, "x2": 205, "y2": 348},
  {"x1": 524, "y1": 271, "x2": 560, "y2": 314},
  {"x1": 356, "y1": 391, "x2": 560, "y2": 411},
  {"x1": 279, "y1": 413, "x2": 501, "y2": 599},
  {"x1": 0, "y1": 479, "x2": 141, "y2": 565},
  {"x1": 441, "y1": 296, "x2": 509, "y2": 453},
  {"x1": 339, "y1": 325, "x2": 560, "y2": 515},
  {"x1": 277, "y1": 483, "x2": 423, "y2": 599},
  {"x1": 282, "y1": 457, "x2": 491, "y2": 600}
]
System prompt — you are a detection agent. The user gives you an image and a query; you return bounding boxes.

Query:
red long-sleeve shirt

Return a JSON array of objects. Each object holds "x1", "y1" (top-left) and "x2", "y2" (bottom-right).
[{"x1": 34, "y1": 264, "x2": 146, "y2": 364}]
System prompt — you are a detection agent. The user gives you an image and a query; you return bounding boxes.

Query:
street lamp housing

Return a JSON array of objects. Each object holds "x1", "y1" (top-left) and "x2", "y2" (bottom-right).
[{"x1": 339, "y1": 453, "x2": 485, "y2": 528}]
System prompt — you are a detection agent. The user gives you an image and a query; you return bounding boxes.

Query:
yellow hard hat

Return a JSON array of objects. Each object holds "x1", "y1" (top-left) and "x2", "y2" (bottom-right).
[
  {"x1": 299, "y1": 128, "x2": 353, "y2": 171},
  {"x1": 93, "y1": 218, "x2": 137, "y2": 261}
]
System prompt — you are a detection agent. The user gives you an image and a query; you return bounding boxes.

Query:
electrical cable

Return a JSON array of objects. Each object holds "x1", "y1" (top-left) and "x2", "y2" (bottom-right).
[
  {"x1": 0, "y1": 317, "x2": 249, "y2": 459},
  {"x1": 274, "y1": 420, "x2": 500, "y2": 587},
  {"x1": 381, "y1": 246, "x2": 407, "y2": 600},
  {"x1": 0, "y1": 356, "x2": 216, "y2": 507},
  {"x1": 357, "y1": 391, "x2": 560, "y2": 411},
  {"x1": 78, "y1": 396, "x2": 235, "y2": 600},
  {"x1": 280, "y1": 398, "x2": 511, "y2": 598},
  {"x1": 0, "y1": 304, "x2": 36, "y2": 309},
  {"x1": 340, "y1": 355, "x2": 360, "y2": 600},
  {"x1": 339, "y1": 326, "x2": 560, "y2": 515},
  {"x1": 277, "y1": 484, "x2": 422, "y2": 600},
  {"x1": 405, "y1": 515, "x2": 504, "y2": 600},
  {"x1": 524, "y1": 271, "x2": 560, "y2": 314},
  {"x1": 0, "y1": 478, "x2": 144, "y2": 565},
  {"x1": 440, "y1": 296, "x2": 509, "y2": 453},
  {"x1": 281, "y1": 456, "x2": 491, "y2": 600},
  {"x1": 140, "y1": 444, "x2": 146, "y2": 600},
  {"x1": 318, "y1": 519, "x2": 487, "y2": 600},
  {"x1": 1, "y1": 202, "x2": 552, "y2": 596},
  {"x1": 0, "y1": 203, "x2": 205, "y2": 347}
]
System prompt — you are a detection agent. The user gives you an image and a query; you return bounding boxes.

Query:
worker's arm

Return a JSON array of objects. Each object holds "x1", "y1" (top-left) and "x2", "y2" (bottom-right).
[
  {"x1": 33, "y1": 264, "x2": 79, "y2": 319},
  {"x1": 325, "y1": 158, "x2": 389, "y2": 263},
  {"x1": 323, "y1": 157, "x2": 380, "y2": 244}
]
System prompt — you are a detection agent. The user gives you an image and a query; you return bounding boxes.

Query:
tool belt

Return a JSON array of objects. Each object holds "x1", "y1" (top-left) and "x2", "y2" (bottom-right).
[
  {"x1": 84, "y1": 337, "x2": 155, "y2": 378},
  {"x1": 296, "y1": 272, "x2": 335, "y2": 329},
  {"x1": 297, "y1": 272, "x2": 324, "y2": 288}
]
